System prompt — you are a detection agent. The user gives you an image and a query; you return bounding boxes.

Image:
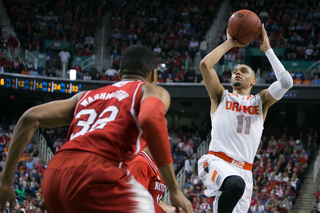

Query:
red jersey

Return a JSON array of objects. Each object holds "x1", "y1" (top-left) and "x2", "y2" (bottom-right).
[
  {"x1": 128, "y1": 151, "x2": 166, "y2": 203},
  {"x1": 58, "y1": 81, "x2": 147, "y2": 164}
]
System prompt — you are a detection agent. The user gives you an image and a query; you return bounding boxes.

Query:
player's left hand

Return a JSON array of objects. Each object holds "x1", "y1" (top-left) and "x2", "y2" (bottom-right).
[
  {"x1": 0, "y1": 178, "x2": 15, "y2": 212},
  {"x1": 226, "y1": 30, "x2": 249, "y2": 48},
  {"x1": 259, "y1": 23, "x2": 272, "y2": 52}
]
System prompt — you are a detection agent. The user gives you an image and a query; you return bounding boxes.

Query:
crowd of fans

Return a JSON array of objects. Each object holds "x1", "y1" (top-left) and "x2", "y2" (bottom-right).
[
  {"x1": 0, "y1": 111, "x2": 319, "y2": 213},
  {"x1": 107, "y1": 0, "x2": 221, "y2": 75},
  {"x1": 180, "y1": 123, "x2": 318, "y2": 213},
  {"x1": 231, "y1": 0, "x2": 320, "y2": 61},
  {"x1": 265, "y1": 67, "x2": 320, "y2": 85},
  {"x1": 0, "y1": 117, "x2": 47, "y2": 213},
  {"x1": 2, "y1": 0, "x2": 106, "y2": 57}
]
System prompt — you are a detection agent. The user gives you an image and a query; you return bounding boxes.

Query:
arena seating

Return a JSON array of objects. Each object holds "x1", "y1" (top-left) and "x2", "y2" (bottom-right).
[{"x1": 2, "y1": 0, "x2": 100, "y2": 58}]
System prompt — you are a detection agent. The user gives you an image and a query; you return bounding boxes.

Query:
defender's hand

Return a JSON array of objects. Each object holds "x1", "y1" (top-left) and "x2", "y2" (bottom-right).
[
  {"x1": 226, "y1": 30, "x2": 249, "y2": 48},
  {"x1": 0, "y1": 179, "x2": 15, "y2": 212},
  {"x1": 169, "y1": 188, "x2": 193, "y2": 213},
  {"x1": 259, "y1": 24, "x2": 271, "y2": 52}
]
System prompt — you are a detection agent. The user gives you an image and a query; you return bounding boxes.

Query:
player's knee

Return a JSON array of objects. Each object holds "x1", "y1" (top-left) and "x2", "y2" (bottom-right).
[{"x1": 223, "y1": 175, "x2": 245, "y2": 198}]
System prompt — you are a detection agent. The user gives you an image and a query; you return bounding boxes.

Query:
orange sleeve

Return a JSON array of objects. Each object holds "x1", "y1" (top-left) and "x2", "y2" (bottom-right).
[{"x1": 128, "y1": 160, "x2": 151, "y2": 189}]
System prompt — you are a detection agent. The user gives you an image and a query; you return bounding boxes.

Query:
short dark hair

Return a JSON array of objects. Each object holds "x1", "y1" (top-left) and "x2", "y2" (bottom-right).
[{"x1": 120, "y1": 45, "x2": 157, "y2": 78}]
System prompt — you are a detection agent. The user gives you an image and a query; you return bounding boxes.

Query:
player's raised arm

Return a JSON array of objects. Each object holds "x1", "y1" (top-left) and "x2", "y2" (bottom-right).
[
  {"x1": 138, "y1": 83, "x2": 193, "y2": 213},
  {"x1": 258, "y1": 24, "x2": 293, "y2": 118},
  {"x1": 199, "y1": 32, "x2": 248, "y2": 106},
  {"x1": 0, "y1": 92, "x2": 84, "y2": 211}
]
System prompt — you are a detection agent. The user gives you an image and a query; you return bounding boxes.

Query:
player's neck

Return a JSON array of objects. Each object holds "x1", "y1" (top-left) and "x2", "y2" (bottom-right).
[
  {"x1": 121, "y1": 75, "x2": 146, "y2": 82},
  {"x1": 232, "y1": 88, "x2": 252, "y2": 96},
  {"x1": 143, "y1": 147, "x2": 153, "y2": 159}
]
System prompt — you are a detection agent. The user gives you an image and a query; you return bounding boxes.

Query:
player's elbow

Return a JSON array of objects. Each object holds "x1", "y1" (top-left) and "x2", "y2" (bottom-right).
[
  {"x1": 199, "y1": 60, "x2": 209, "y2": 73},
  {"x1": 279, "y1": 71, "x2": 293, "y2": 89},
  {"x1": 21, "y1": 108, "x2": 40, "y2": 128}
]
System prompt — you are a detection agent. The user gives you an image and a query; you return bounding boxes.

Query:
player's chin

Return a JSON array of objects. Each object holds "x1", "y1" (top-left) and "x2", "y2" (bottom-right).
[{"x1": 233, "y1": 81, "x2": 242, "y2": 87}]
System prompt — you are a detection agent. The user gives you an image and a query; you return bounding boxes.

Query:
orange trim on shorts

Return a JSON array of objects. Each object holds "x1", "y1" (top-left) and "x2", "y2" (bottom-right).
[
  {"x1": 208, "y1": 151, "x2": 252, "y2": 171},
  {"x1": 211, "y1": 170, "x2": 218, "y2": 182}
]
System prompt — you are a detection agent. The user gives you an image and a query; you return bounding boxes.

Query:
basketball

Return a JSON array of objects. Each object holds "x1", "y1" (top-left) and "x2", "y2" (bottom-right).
[{"x1": 227, "y1": 9, "x2": 261, "y2": 44}]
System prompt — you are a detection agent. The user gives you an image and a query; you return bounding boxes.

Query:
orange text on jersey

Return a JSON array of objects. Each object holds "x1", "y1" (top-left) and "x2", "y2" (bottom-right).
[{"x1": 226, "y1": 101, "x2": 259, "y2": 115}]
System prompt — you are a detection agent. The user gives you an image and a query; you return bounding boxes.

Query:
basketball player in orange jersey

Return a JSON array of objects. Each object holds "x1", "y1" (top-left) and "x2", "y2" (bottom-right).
[
  {"x1": 128, "y1": 146, "x2": 177, "y2": 213},
  {"x1": 0, "y1": 45, "x2": 193, "y2": 213},
  {"x1": 198, "y1": 24, "x2": 293, "y2": 213}
]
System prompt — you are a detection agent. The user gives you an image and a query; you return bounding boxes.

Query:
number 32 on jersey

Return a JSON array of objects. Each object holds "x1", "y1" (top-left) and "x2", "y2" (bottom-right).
[{"x1": 70, "y1": 106, "x2": 119, "y2": 140}]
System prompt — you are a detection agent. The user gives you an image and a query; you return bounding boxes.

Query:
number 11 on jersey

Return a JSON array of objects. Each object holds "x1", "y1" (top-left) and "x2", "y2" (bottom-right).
[{"x1": 236, "y1": 115, "x2": 251, "y2": 135}]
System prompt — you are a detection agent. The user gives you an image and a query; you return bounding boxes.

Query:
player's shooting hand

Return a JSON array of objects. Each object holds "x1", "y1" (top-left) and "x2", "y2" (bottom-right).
[
  {"x1": 226, "y1": 30, "x2": 249, "y2": 48},
  {"x1": 0, "y1": 178, "x2": 15, "y2": 212},
  {"x1": 259, "y1": 24, "x2": 271, "y2": 52},
  {"x1": 169, "y1": 188, "x2": 193, "y2": 213}
]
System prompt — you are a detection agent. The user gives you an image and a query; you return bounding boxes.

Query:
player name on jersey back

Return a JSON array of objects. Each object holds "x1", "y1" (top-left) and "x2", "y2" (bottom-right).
[
  {"x1": 59, "y1": 81, "x2": 146, "y2": 163},
  {"x1": 80, "y1": 90, "x2": 130, "y2": 107}
]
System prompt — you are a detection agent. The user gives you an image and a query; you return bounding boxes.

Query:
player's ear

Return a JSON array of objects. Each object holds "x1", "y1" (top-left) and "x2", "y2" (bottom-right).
[
  {"x1": 118, "y1": 69, "x2": 122, "y2": 80},
  {"x1": 251, "y1": 78, "x2": 257, "y2": 87},
  {"x1": 151, "y1": 69, "x2": 158, "y2": 85}
]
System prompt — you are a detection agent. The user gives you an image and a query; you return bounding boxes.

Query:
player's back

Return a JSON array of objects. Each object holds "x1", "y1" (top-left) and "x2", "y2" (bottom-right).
[{"x1": 58, "y1": 81, "x2": 146, "y2": 163}]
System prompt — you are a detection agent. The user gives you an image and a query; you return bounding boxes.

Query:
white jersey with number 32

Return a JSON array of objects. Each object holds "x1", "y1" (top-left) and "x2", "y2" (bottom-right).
[{"x1": 209, "y1": 90, "x2": 263, "y2": 164}]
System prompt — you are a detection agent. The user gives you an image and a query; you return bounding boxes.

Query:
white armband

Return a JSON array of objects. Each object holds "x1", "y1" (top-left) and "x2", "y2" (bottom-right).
[
  {"x1": 265, "y1": 49, "x2": 293, "y2": 90},
  {"x1": 268, "y1": 81, "x2": 288, "y2": 100}
]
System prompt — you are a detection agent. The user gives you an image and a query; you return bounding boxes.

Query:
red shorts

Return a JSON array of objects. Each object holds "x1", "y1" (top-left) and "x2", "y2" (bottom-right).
[{"x1": 42, "y1": 150, "x2": 165, "y2": 213}]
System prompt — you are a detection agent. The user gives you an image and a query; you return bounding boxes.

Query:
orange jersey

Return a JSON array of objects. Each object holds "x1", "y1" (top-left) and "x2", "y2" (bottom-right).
[
  {"x1": 58, "y1": 81, "x2": 147, "y2": 164},
  {"x1": 128, "y1": 151, "x2": 166, "y2": 203}
]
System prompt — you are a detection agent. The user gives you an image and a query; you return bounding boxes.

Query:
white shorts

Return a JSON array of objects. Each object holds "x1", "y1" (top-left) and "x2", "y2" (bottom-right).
[{"x1": 198, "y1": 154, "x2": 253, "y2": 213}]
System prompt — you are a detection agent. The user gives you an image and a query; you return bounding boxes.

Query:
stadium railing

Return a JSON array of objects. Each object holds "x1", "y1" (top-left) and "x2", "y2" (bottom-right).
[
  {"x1": 314, "y1": 148, "x2": 320, "y2": 182},
  {"x1": 309, "y1": 60, "x2": 320, "y2": 74},
  {"x1": 32, "y1": 129, "x2": 54, "y2": 164},
  {"x1": 82, "y1": 55, "x2": 95, "y2": 71},
  {"x1": 25, "y1": 50, "x2": 38, "y2": 70},
  {"x1": 163, "y1": 134, "x2": 211, "y2": 204}
]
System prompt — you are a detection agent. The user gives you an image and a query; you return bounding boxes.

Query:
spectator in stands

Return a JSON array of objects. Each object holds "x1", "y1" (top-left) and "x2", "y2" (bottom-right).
[
  {"x1": 296, "y1": 68, "x2": 304, "y2": 79},
  {"x1": 105, "y1": 66, "x2": 117, "y2": 79},
  {"x1": 199, "y1": 38, "x2": 208, "y2": 59},
  {"x1": 2, "y1": 57, "x2": 12, "y2": 72},
  {"x1": 83, "y1": 48, "x2": 92, "y2": 57},
  {"x1": 303, "y1": 76, "x2": 312, "y2": 85},
  {"x1": 112, "y1": 57, "x2": 120, "y2": 70},
  {"x1": 12, "y1": 57, "x2": 21, "y2": 73},
  {"x1": 84, "y1": 34, "x2": 95, "y2": 50},
  {"x1": 166, "y1": 74, "x2": 173, "y2": 83},
  {"x1": 46, "y1": 48, "x2": 53, "y2": 62},
  {"x1": 21, "y1": 59, "x2": 28, "y2": 70},
  {"x1": 157, "y1": 74, "x2": 165, "y2": 83},
  {"x1": 0, "y1": 64, "x2": 4, "y2": 73},
  {"x1": 82, "y1": 72, "x2": 91, "y2": 81},
  {"x1": 58, "y1": 48, "x2": 71, "y2": 77},
  {"x1": 98, "y1": 71, "x2": 108, "y2": 81},
  {"x1": 189, "y1": 38, "x2": 199, "y2": 61},
  {"x1": 72, "y1": 62, "x2": 82, "y2": 74},
  {"x1": 175, "y1": 66, "x2": 185, "y2": 82},
  {"x1": 185, "y1": 66, "x2": 196, "y2": 82},
  {"x1": 251, "y1": 199, "x2": 265, "y2": 213},
  {"x1": 111, "y1": 49, "x2": 120, "y2": 58},
  {"x1": 293, "y1": 75, "x2": 302, "y2": 84},
  {"x1": 88, "y1": 64, "x2": 98, "y2": 80},
  {"x1": 46, "y1": 68, "x2": 56, "y2": 77},
  {"x1": 110, "y1": 73, "x2": 119, "y2": 81},
  {"x1": 311, "y1": 205, "x2": 320, "y2": 213},
  {"x1": 21, "y1": 67, "x2": 30, "y2": 75}
]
